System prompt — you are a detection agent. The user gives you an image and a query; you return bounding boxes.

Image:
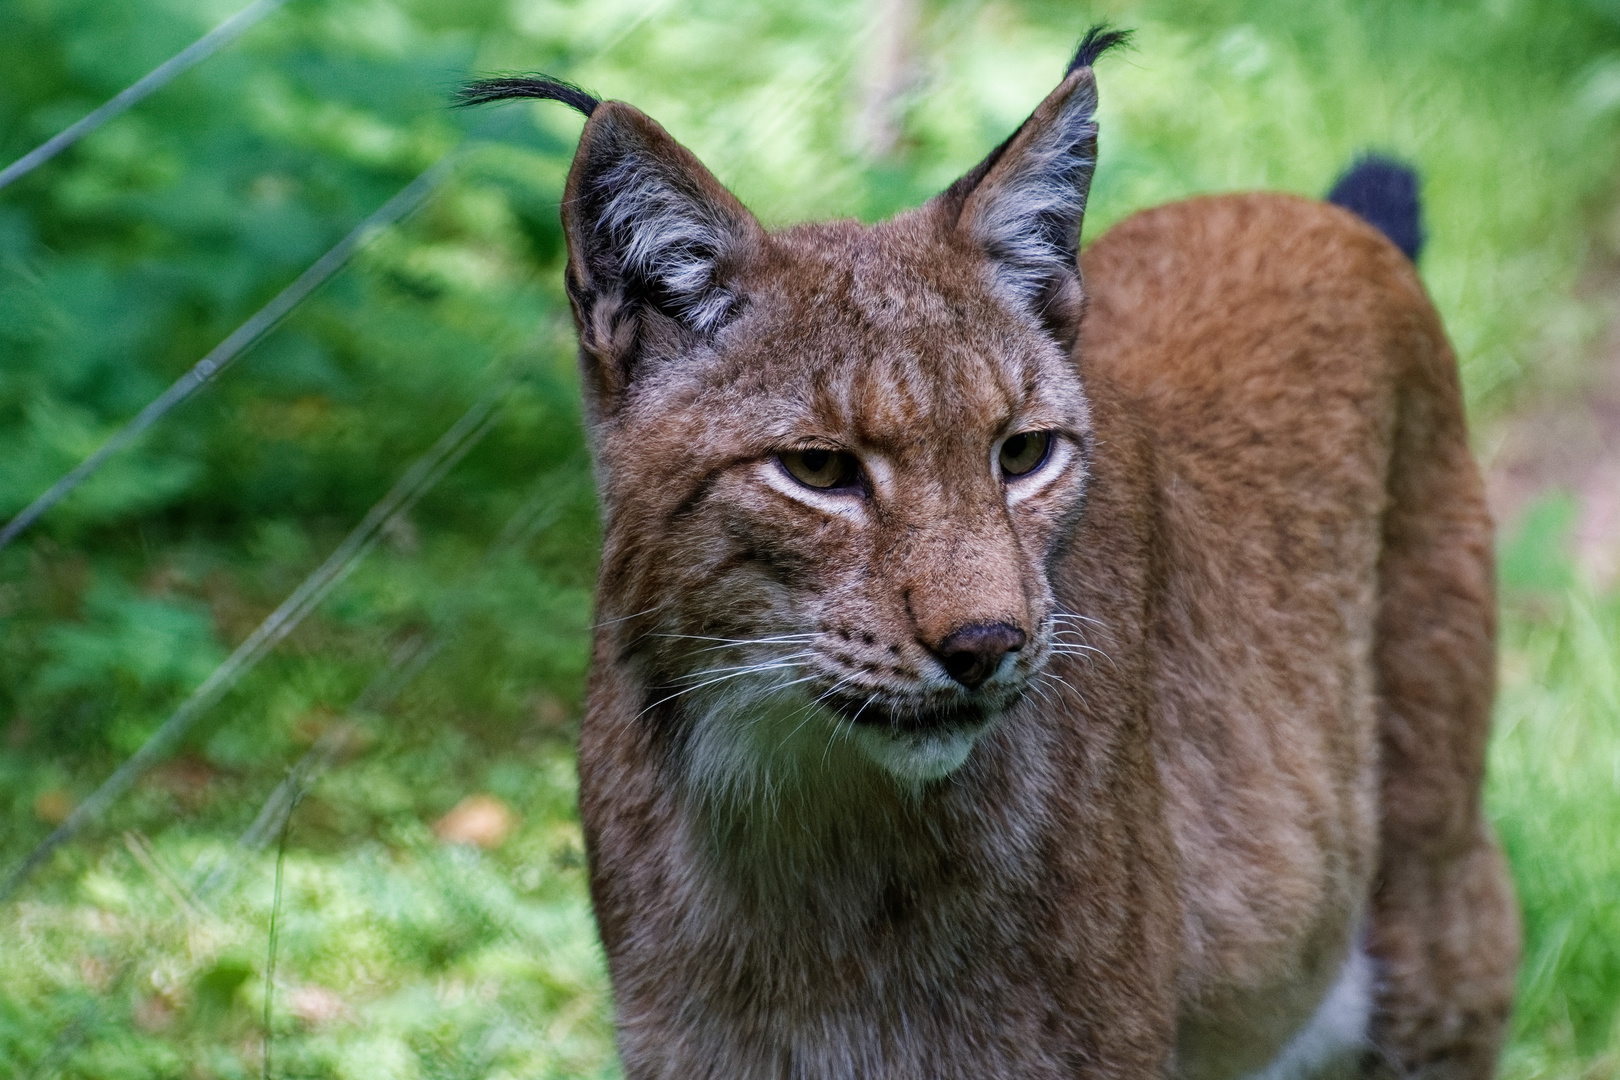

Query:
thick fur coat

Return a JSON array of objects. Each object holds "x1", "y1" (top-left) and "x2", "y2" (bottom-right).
[{"x1": 465, "y1": 29, "x2": 1519, "y2": 1079}]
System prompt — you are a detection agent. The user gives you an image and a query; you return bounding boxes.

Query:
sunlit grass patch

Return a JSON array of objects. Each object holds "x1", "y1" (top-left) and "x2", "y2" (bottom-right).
[{"x1": 0, "y1": 738, "x2": 616, "y2": 1079}]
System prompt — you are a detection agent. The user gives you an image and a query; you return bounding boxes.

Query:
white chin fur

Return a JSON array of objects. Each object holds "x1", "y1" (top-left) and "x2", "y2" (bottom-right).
[
  {"x1": 850, "y1": 725, "x2": 984, "y2": 783},
  {"x1": 682, "y1": 685, "x2": 989, "y2": 806}
]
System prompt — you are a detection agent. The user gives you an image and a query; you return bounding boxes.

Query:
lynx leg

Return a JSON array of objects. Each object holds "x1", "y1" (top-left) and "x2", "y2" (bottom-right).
[
  {"x1": 1365, "y1": 827, "x2": 1518, "y2": 1078},
  {"x1": 1364, "y1": 362, "x2": 1520, "y2": 1078}
]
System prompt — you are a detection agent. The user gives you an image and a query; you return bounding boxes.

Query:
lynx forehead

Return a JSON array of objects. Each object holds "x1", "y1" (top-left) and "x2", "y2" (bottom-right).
[{"x1": 464, "y1": 24, "x2": 1518, "y2": 1080}]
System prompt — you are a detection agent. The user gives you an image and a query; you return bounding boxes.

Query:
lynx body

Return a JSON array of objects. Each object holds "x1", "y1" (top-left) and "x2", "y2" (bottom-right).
[{"x1": 466, "y1": 30, "x2": 1518, "y2": 1079}]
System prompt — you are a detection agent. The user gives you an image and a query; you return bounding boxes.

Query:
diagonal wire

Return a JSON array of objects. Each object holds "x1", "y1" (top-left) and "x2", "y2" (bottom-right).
[
  {"x1": 0, "y1": 0, "x2": 672, "y2": 920},
  {"x1": 9, "y1": 414, "x2": 575, "y2": 1080},
  {"x1": 0, "y1": 0, "x2": 294, "y2": 192},
  {"x1": 5, "y1": 0, "x2": 669, "y2": 1065},
  {"x1": 0, "y1": 153, "x2": 461, "y2": 554},
  {"x1": 0, "y1": 386, "x2": 507, "y2": 904},
  {"x1": 193, "y1": 457, "x2": 586, "y2": 899},
  {"x1": 189, "y1": 633, "x2": 440, "y2": 900},
  {"x1": 17, "y1": 457, "x2": 584, "y2": 1078},
  {"x1": 0, "y1": 0, "x2": 684, "y2": 555}
]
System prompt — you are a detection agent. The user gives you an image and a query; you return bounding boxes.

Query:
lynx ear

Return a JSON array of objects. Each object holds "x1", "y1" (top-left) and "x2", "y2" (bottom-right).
[
  {"x1": 561, "y1": 101, "x2": 763, "y2": 410},
  {"x1": 936, "y1": 28, "x2": 1126, "y2": 346},
  {"x1": 457, "y1": 77, "x2": 761, "y2": 417}
]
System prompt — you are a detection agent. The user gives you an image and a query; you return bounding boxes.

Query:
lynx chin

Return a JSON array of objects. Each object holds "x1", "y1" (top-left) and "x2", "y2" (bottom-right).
[{"x1": 463, "y1": 24, "x2": 1519, "y2": 1080}]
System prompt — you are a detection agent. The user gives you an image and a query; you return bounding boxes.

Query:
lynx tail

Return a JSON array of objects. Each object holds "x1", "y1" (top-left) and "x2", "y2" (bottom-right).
[{"x1": 1327, "y1": 156, "x2": 1425, "y2": 262}]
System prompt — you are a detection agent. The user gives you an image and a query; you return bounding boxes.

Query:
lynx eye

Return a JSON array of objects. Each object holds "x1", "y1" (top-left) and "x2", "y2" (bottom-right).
[
  {"x1": 779, "y1": 448, "x2": 861, "y2": 491},
  {"x1": 999, "y1": 431, "x2": 1053, "y2": 478}
]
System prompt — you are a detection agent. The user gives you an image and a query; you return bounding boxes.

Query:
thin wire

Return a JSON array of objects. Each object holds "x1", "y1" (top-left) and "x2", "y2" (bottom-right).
[
  {"x1": 0, "y1": 0, "x2": 681, "y2": 555},
  {"x1": 4, "y1": 0, "x2": 677, "y2": 1058},
  {"x1": 9, "y1": 410, "x2": 563, "y2": 1077},
  {"x1": 14, "y1": 452, "x2": 581, "y2": 1078},
  {"x1": 0, "y1": 0, "x2": 293, "y2": 192},
  {"x1": 0, "y1": 387, "x2": 505, "y2": 903},
  {"x1": 0, "y1": 0, "x2": 670, "y2": 905},
  {"x1": 0, "y1": 153, "x2": 461, "y2": 554},
  {"x1": 195, "y1": 458, "x2": 585, "y2": 899},
  {"x1": 191, "y1": 634, "x2": 439, "y2": 899},
  {"x1": 261, "y1": 790, "x2": 299, "y2": 1080}
]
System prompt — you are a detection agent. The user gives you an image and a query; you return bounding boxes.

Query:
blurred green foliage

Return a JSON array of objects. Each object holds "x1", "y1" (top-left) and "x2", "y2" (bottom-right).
[{"x1": 1, "y1": 0, "x2": 1618, "y2": 1076}]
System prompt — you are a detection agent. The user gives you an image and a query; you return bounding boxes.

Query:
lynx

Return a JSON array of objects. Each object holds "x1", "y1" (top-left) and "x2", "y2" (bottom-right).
[{"x1": 464, "y1": 27, "x2": 1519, "y2": 1079}]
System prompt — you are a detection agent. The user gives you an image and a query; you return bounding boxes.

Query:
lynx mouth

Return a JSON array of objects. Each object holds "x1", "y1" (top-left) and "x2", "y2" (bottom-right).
[
  {"x1": 828, "y1": 687, "x2": 1028, "y2": 782},
  {"x1": 830, "y1": 696, "x2": 994, "y2": 735},
  {"x1": 829, "y1": 676, "x2": 1032, "y2": 731}
]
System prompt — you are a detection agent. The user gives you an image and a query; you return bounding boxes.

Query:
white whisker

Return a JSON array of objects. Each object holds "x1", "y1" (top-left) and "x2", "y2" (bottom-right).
[
  {"x1": 1049, "y1": 610, "x2": 1106, "y2": 629},
  {"x1": 656, "y1": 632, "x2": 818, "y2": 652},
  {"x1": 1039, "y1": 668, "x2": 1091, "y2": 711},
  {"x1": 848, "y1": 691, "x2": 881, "y2": 727},
  {"x1": 593, "y1": 604, "x2": 663, "y2": 630},
  {"x1": 638, "y1": 661, "x2": 807, "y2": 718},
  {"x1": 670, "y1": 652, "x2": 816, "y2": 684}
]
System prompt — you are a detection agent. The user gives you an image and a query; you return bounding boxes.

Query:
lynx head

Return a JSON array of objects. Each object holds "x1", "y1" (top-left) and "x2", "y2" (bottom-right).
[{"x1": 464, "y1": 29, "x2": 1125, "y2": 797}]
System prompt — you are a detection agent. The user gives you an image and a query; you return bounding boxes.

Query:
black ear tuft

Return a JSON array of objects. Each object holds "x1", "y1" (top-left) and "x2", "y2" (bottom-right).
[
  {"x1": 455, "y1": 75, "x2": 600, "y2": 117},
  {"x1": 1065, "y1": 25, "x2": 1133, "y2": 76}
]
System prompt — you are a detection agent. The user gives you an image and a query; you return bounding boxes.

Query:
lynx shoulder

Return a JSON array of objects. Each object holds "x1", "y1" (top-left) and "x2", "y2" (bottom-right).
[{"x1": 464, "y1": 27, "x2": 1518, "y2": 1080}]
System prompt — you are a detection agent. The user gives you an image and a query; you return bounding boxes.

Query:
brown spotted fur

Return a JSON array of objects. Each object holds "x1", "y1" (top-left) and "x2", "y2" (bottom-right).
[{"x1": 545, "y1": 54, "x2": 1518, "y2": 1080}]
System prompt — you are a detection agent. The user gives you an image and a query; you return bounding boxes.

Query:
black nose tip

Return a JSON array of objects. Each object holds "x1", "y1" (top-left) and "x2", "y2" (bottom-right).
[{"x1": 934, "y1": 622, "x2": 1026, "y2": 689}]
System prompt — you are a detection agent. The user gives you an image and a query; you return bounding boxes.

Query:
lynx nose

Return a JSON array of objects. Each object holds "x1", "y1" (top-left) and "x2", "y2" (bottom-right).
[{"x1": 934, "y1": 622, "x2": 1026, "y2": 689}]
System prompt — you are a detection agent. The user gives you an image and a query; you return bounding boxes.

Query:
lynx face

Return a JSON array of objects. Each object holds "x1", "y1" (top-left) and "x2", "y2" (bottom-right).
[
  {"x1": 555, "y1": 64, "x2": 1105, "y2": 793},
  {"x1": 604, "y1": 221, "x2": 1094, "y2": 789}
]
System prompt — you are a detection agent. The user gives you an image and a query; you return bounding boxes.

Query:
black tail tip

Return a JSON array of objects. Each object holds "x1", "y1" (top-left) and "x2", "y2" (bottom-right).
[
  {"x1": 1326, "y1": 154, "x2": 1424, "y2": 262},
  {"x1": 1066, "y1": 24, "x2": 1134, "y2": 76},
  {"x1": 455, "y1": 75, "x2": 600, "y2": 117}
]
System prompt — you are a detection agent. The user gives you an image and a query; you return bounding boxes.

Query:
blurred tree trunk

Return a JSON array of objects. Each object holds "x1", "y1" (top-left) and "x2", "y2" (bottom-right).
[{"x1": 858, "y1": 0, "x2": 918, "y2": 159}]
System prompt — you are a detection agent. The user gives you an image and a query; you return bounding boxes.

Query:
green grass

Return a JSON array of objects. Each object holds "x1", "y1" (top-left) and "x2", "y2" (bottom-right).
[
  {"x1": 1493, "y1": 500, "x2": 1620, "y2": 1078},
  {"x1": 3, "y1": 0, "x2": 1619, "y2": 1076},
  {"x1": 1, "y1": 743, "x2": 616, "y2": 1079}
]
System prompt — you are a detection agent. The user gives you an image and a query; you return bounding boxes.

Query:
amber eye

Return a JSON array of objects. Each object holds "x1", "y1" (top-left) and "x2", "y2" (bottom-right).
[
  {"x1": 998, "y1": 431, "x2": 1053, "y2": 478},
  {"x1": 779, "y1": 448, "x2": 861, "y2": 491}
]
